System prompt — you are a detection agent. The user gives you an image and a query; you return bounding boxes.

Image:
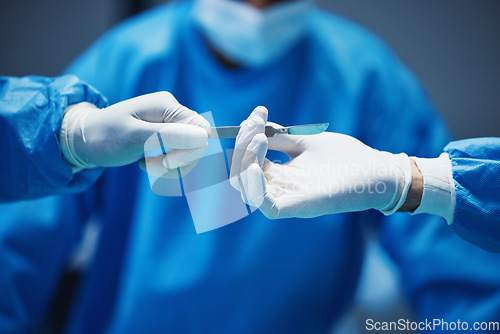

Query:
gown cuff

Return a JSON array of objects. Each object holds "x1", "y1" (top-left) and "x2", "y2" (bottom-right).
[{"x1": 411, "y1": 153, "x2": 456, "y2": 224}]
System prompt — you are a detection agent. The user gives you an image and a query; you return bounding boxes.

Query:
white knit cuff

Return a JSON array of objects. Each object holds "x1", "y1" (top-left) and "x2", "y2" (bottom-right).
[
  {"x1": 59, "y1": 102, "x2": 98, "y2": 173},
  {"x1": 411, "y1": 153, "x2": 456, "y2": 224}
]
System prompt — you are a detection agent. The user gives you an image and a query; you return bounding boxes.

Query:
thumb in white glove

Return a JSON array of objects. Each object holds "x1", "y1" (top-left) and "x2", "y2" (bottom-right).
[
  {"x1": 230, "y1": 106, "x2": 412, "y2": 219},
  {"x1": 59, "y1": 91, "x2": 210, "y2": 174}
]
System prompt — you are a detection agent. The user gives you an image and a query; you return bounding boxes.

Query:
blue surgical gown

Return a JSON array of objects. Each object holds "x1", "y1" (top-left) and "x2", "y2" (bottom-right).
[
  {"x1": 1, "y1": 3, "x2": 500, "y2": 333},
  {"x1": 445, "y1": 138, "x2": 500, "y2": 252},
  {"x1": 0, "y1": 75, "x2": 106, "y2": 202}
]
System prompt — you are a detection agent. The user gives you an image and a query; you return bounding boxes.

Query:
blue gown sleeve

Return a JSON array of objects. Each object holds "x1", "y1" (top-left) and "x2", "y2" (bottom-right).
[
  {"x1": 358, "y1": 42, "x2": 500, "y2": 325},
  {"x1": 445, "y1": 137, "x2": 500, "y2": 252},
  {"x1": 0, "y1": 75, "x2": 108, "y2": 202}
]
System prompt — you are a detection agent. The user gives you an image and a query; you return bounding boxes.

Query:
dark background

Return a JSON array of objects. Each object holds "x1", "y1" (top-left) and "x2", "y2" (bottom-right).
[{"x1": 1, "y1": 0, "x2": 499, "y2": 139}]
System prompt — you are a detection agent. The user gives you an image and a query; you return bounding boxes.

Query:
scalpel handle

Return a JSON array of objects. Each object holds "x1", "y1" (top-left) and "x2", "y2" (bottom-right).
[{"x1": 208, "y1": 126, "x2": 287, "y2": 138}]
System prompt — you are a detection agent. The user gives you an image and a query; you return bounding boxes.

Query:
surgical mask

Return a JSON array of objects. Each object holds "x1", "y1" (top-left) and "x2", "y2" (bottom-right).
[{"x1": 193, "y1": 0, "x2": 312, "y2": 68}]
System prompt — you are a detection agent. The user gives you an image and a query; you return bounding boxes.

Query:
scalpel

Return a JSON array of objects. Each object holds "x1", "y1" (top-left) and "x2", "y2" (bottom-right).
[{"x1": 208, "y1": 123, "x2": 329, "y2": 139}]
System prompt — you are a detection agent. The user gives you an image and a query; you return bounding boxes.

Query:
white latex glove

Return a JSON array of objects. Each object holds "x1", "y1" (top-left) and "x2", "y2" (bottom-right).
[
  {"x1": 230, "y1": 106, "x2": 412, "y2": 219},
  {"x1": 59, "y1": 92, "x2": 210, "y2": 173}
]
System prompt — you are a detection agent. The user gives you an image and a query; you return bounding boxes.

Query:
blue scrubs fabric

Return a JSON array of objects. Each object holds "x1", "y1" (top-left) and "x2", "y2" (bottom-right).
[
  {"x1": 445, "y1": 138, "x2": 500, "y2": 252},
  {"x1": 2, "y1": 3, "x2": 500, "y2": 333},
  {"x1": 0, "y1": 75, "x2": 106, "y2": 202}
]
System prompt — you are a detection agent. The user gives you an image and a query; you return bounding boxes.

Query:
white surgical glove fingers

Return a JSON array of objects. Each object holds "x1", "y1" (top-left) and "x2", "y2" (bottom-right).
[
  {"x1": 261, "y1": 159, "x2": 282, "y2": 183},
  {"x1": 152, "y1": 92, "x2": 212, "y2": 136},
  {"x1": 163, "y1": 144, "x2": 207, "y2": 169},
  {"x1": 252, "y1": 105, "x2": 268, "y2": 119},
  {"x1": 257, "y1": 185, "x2": 284, "y2": 219},
  {"x1": 117, "y1": 91, "x2": 210, "y2": 138},
  {"x1": 234, "y1": 106, "x2": 267, "y2": 150},
  {"x1": 240, "y1": 133, "x2": 267, "y2": 174},
  {"x1": 121, "y1": 121, "x2": 208, "y2": 169},
  {"x1": 246, "y1": 164, "x2": 267, "y2": 207},
  {"x1": 234, "y1": 118, "x2": 264, "y2": 157},
  {"x1": 151, "y1": 92, "x2": 208, "y2": 126},
  {"x1": 257, "y1": 167, "x2": 298, "y2": 219},
  {"x1": 267, "y1": 132, "x2": 306, "y2": 158},
  {"x1": 139, "y1": 121, "x2": 209, "y2": 174},
  {"x1": 156, "y1": 123, "x2": 209, "y2": 149},
  {"x1": 238, "y1": 163, "x2": 266, "y2": 207},
  {"x1": 263, "y1": 171, "x2": 293, "y2": 190},
  {"x1": 249, "y1": 105, "x2": 268, "y2": 124},
  {"x1": 231, "y1": 120, "x2": 253, "y2": 184},
  {"x1": 232, "y1": 132, "x2": 268, "y2": 191},
  {"x1": 246, "y1": 133, "x2": 268, "y2": 167},
  {"x1": 140, "y1": 156, "x2": 199, "y2": 178},
  {"x1": 120, "y1": 92, "x2": 179, "y2": 120},
  {"x1": 236, "y1": 117, "x2": 266, "y2": 150},
  {"x1": 231, "y1": 114, "x2": 267, "y2": 190},
  {"x1": 140, "y1": 155, "x2": 181, "y2": 178},
  {"x1": 261, "y1": 162, "x2": 299, "y2": 191},
  {"x1": 229, "y1": 173, "x2": 242, "y2": 192},
  {"x1": 169, "y1": 108, "x2": 211, "y2": 133},
  {"x1": 104, "y1": 92, "x2": 174, "y2": 122},
  {"x1": 236, "y1": 106, "x2": 268, "y2": 130}
]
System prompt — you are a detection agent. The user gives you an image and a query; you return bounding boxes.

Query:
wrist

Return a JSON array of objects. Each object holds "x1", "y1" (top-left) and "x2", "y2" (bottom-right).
[{"x1": 398, "y1": 158, "x2": 423, "y2": 212}]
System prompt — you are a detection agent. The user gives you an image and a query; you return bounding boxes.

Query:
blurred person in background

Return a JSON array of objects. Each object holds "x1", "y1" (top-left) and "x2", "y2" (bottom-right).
[{"x1": 1, "y1": 0, "x2": 499, "y2": 333}]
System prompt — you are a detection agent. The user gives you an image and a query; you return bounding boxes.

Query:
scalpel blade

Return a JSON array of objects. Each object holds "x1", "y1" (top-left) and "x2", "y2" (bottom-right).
[{"x1": 285, "y1": 123, "x2": 329, "y2": 136}]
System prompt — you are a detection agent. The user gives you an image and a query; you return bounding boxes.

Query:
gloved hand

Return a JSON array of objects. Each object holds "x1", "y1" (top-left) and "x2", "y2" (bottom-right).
[
  {"x1": 59, "y1": 91, "x2": 210, "y2": 174},
  {"x1": 230, "y1": 106, "x2": 412, "y2": 219}
]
